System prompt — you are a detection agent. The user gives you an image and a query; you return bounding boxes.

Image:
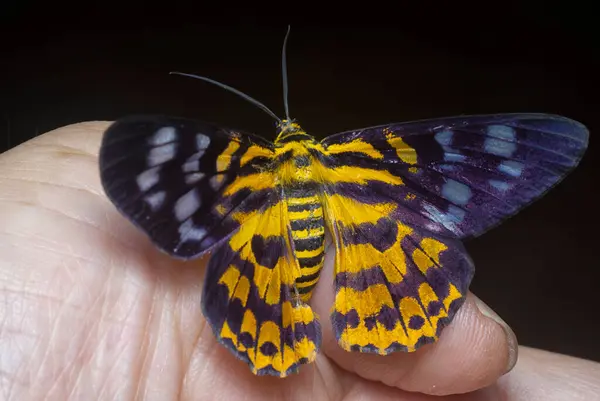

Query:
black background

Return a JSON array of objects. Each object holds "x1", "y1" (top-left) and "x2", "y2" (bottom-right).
[{"x1": 1, "y1": 4, "x2": 598, "y2": 361}]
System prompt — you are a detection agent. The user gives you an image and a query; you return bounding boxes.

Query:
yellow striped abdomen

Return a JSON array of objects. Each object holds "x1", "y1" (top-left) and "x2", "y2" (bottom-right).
[{"x1": 286, "y1": 190, "x2": 325, "y2": 302}]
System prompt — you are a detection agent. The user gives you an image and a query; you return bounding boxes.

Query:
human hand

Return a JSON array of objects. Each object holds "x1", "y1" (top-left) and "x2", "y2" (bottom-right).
[{"x1": 1, "y1": 122, "x2": 598, "y2": 400}]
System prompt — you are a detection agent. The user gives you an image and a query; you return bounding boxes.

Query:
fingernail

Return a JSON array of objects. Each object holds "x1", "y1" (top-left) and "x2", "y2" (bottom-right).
[{"x1": 474, "y1": 296, "x2": 518, "y2": 373}]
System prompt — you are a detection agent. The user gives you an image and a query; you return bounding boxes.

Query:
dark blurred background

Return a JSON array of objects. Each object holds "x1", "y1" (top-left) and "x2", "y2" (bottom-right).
[{"x1": 1, "y1": 3, "x2": 598, "y2": 361}]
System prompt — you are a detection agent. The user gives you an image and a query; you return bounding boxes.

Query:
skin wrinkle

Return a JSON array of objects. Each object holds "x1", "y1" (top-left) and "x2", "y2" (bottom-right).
[
  {"x1": 43, "y1": 257, "x2": 115, "y2": 399},
  {"x1": 0, "y1": 175, "x2": 103, "y2": 199},
  {"x1": 131, "y1": 267, "x2": 160, "y2": 401}
]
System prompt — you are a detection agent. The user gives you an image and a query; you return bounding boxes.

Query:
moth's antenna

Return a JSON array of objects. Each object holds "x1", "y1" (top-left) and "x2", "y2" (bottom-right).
[
  {"x1": 169, "y1": 72, "x2": 282, "y2": 123},
  {"x1": 282, "y1": 25, "x2": 292, "y2": 121}
]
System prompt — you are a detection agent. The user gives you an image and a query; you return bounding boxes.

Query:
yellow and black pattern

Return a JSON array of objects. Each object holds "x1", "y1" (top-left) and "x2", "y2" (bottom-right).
[{"x1": 100, "y1": 113, "x2": 588, "y2": 378}]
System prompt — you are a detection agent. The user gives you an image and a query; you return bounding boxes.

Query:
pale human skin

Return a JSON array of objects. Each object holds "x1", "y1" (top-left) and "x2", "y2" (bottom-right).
[{"x1": 1, "y1": 122, "x2": 599, "y2": 400}]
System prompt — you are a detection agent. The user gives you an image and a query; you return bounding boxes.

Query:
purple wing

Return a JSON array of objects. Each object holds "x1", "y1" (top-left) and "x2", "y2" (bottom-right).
[
  {"x1": 99, "y1": 115, "x2": 277, "y2": 259},
  {"x1": 321, "y1": 113, "x2": 588, "y2": 239},
  {"x1": 320, "y1": 113, "x2": 588, "y2": 354}
]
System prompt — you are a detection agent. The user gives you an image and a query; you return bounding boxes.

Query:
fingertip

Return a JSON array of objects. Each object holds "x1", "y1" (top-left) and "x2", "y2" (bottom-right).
[{"x1": 314, "y1": 284, "x2": 516, "y2": 396}]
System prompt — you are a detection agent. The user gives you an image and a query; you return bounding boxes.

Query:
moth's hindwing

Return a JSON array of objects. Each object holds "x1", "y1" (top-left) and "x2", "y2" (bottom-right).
[
  {"x1": 202, "y1": 198, "x2": 321, "y2": 377},
  {"x1": 318, "y1": 113, "x2": 588, "y2": 353}
]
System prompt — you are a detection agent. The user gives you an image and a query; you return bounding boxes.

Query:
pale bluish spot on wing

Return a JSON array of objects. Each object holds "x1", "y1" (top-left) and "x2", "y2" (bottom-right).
[
  {"x1": 148, "y1": 143, "x2": 177, "y2": 166},
  {"x1": 441, "y1": 179, "x2": 472, "y2": 205},
  {"x1": 498, "y1": 160, "x2": 524, "y2": 177},
  {"x1": 444, "y1": 152, "x2": 466, "y2": 162},
  {"x1": 174, "y1": 189, "x2": 202, "y2": 221},
  {"x1": 178, "y1": 219, "x2": 207, "y2": 241},
  {"x1": 423, "y1": 203, "x2": 462, "y2": 234},
  {"x1": 489, "y1": 179, "x2": 512, "y2": 192},
  {"x1": 484, "y1": 125, "x2": 517, "y2": 157},
  {"x1": 136, "y1": 166, "x2": 161, "y2": 191},
  {"x1": 183, "y1": 151, "x2": 205, "y2": 172},
  {"x1": 196, "y1": 133, "x2": 211, "y2": 150},
  {"x1": 435, "y1": 130, "x2": 454, "y2": 146},
  {"x1": 144, "y1": 191, "x2": 166, "y2": 211},
  {"x1": 447, "y1": 205, "x2": 466, "y2": 222},
  {"x1": 487, "y1": 125, "x2": 516, "y2": 140},
  {"x1": 185, "y1": 172, "x2": 205, "y2": 184},
  {"x1": 149, "y1": 126, "x2": 177, "y2": 146}
]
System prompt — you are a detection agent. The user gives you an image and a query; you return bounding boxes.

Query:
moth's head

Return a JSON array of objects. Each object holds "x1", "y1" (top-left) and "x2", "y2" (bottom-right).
[{"x1": 275, "y1": 119, "x2": 313, "y2": 144}]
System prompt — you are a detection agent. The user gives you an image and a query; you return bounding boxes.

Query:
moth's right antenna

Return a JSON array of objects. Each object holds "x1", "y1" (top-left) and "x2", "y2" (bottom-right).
[{"x1": 282, "y1": 26, "x2": 292, "y2": 121}]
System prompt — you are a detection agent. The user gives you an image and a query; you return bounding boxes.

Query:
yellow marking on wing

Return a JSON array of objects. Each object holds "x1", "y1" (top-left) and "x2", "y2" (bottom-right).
[
  {"x1": 291, "y1": 226, "x2": 325, "y2": 239},
  {"x1": 444, "y1": 283, "x2": 462, "y2": 310},
  {"x1": 219, "y1": 303, "x2": 318, "y2": 377},
  {"x1": 408, "y1": 167, "x2": 419, "y2": 174},
  {"x1": 216, "y1": 141, "x2": 241, "y2": 173},
  {"x1": 215, "y1": 204, "x2": 227, "y2": 215},
  {"x1": 240, "y1": 144, "x2": 273, "y2": 167},
  {"x1": 325, "y1": 194, "x2": 397, "y2": 224},
  {"x1": 383, "y1": 128, "x2": 418, "y2": 165},
  {"x1": 317, "y1": 164, "x2": 404, "y2": 186},
  {"x1": 323, "y1": 139, "x2": 384, "y2": 159},
  {"x1": 405, "y1": 193, "x2": 416, "y2": 201},
  {"x1": 417, "y1": 282, "x2": 439, "y2": 308},
  {"x1": 240, "y1": 309, "x2": 257, "y2": 344},
  {"x1": 388, "y1": 138, "x2": 417, "y2": 164},
  {"x1": 223, "y1": 171, "x2": 276, "y2": 196},
  {"x1": 412, "y1": 237, "x2": 448, "y2": 274}
]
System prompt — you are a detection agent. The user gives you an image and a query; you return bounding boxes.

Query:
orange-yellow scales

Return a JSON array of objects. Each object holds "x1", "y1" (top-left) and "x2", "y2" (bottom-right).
[
  {"x1": 200, "y1": 119, "x2": 476, "y2": 376},
  {"x1": 101, "y1": 107, "x2": 587, "y2": 378}
]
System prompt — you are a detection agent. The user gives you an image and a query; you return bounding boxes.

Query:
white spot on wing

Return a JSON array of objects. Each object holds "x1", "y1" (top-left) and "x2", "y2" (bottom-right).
[
  {"x1": 423, "y1": 203, "x2": 463, "y2": 234},
  {"x1": 182, "y1": 151, "x2": 205, "y2": 172},
  {"x1": 178, "y1": 219, "x2": 207, "y2": 241},
  {"x1": 185, "y1": 172, "x2": 205, "y2": 184},
  {"x1": 148, "y1": 143, "x2": 177, "y2": 166},
  {"x1": 435, "y1": 130, "x2": 453, "y2": 146},
  {"x1": 196, "y1": 133, "x2": 211, "y2": 150},
  {"x1": 136, "y1": 166, "x2": 161, "y2": 192},
  {"x1": 498, "y1": 160, "x2": 524, "y2": 177},
  {"x1": 144, "y1": 191, "x2": 166, "y2": 211},
  {"x1": 443, "y1": 152, "x2": 466, "y2": 162},
  {"x1": 150, "y1": 127, "x2": 177, "y2": 146},
  {"x1": 174, "y1": 189, "x2": 202, "y2": 221},
  {"x1": 489, "y1": 179, "x2": 512, "y2": 192},
  {"x1": 487, "y1": 125, "x2": 516, "y2": 140},
  {"x1": 441, "y1": 179, "x2": 472, "y2": 205},
  {"x1": 447, "y1": 205, "x2": 466, "y2": 223},
  {"x1": 484, "y1": 125, "x2": 517, "y2": 157}
]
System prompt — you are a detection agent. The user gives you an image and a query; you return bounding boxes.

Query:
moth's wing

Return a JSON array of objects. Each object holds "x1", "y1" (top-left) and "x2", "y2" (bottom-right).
[
  {"x1": 319, "y1": 113, "x2": 588, "y2": 353},
  {"x1": 202, "y1": 197, "x2": 321, "y2": 377},
  {"x1": 321, "y1": 113, "x2": 589, "y2": 239},
  {"x1": 99, "y1": 115, "x2": 277, "y2": 258}
]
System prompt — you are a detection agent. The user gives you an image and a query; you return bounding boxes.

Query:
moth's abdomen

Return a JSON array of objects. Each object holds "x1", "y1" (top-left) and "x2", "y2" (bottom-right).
[{"x1": 285, "y1": 185, "x2": 325, "y2": 302}]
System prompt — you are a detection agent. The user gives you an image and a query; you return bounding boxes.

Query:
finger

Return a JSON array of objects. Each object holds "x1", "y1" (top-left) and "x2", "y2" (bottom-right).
[
  {"x1": 493, "y1": 346, "x2": 600, "y2": 401},
  {"x1": 311, "y1": 248, "x2": 518, "y2": 396}
]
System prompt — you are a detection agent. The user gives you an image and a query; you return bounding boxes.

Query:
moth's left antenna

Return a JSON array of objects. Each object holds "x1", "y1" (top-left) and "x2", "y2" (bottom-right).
[
  {"x1": 169, "y1": 72, "x2": 282, "y2": 123},
  {"x1": 282, "y1": 25, "x2": 292, "y2": 121}
]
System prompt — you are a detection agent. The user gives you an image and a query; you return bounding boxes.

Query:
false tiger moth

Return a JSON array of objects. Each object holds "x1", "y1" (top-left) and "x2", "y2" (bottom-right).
[{"x1": 98, "y1": 32, "x2": 589, "y2": 378}]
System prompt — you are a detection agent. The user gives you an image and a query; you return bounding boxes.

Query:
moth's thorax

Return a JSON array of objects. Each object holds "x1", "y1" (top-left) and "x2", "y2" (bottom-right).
[{"x1": 274, "y1": 122, "x2": 323, "y2": 186}]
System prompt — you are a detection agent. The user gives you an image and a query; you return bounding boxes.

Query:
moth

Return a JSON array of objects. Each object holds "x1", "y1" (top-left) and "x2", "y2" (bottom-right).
[{"x1": 99, "y1": 30, "x2": 589, "y2": 378}]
